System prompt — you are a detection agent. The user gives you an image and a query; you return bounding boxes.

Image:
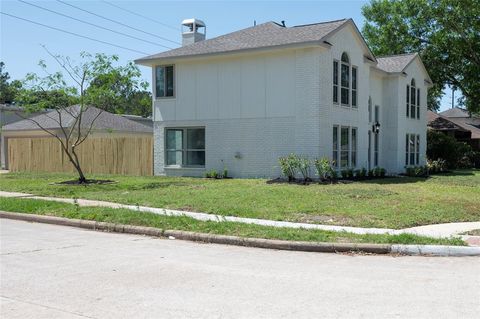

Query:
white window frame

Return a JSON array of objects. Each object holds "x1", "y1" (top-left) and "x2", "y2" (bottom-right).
[
  {"x1": 340, "y1": 53, "x2": 350, "y2": 106},
  {"x1": 333, "y1": 125, "x2": 357, "y2": 168},
  {"x1": 333, "y1": 60, "x2": 339, "y2": 104},
  {"x1": 165, "y1": 127, "x2": 205, "y2": 168},
  {"x1": 405, "y1": 133, "x2": 420, "y2": 166},
  {"x1": 155, "y1": 65, "x2": 175, "y2": 99}
]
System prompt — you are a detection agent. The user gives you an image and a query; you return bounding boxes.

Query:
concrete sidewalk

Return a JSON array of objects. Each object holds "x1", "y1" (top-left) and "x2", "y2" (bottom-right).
[{"x1": 1, "y1": 190, "x2": 479, "y2": 239}]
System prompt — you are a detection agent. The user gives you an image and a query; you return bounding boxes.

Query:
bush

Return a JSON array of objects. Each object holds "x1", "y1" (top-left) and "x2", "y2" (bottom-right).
[
  {"x1": 205, "y1": 169, "x2": 219, "y2": 179},
  {"x1": 427, "y1": 130, "x2": 476, "y2": 168},
  {"x1": 427, "y1": 159, "x2": 447, "y2": 174},
  {"x1": 341, "y1": 168, "x2": 354, "y2": 179},
  {"x1": 314, "y1": 157, "x2": 335, "y2": 181},
  {"x1": 297, "y1": 156, "x2": 312, "y2": 182},
  {"x1": 355, "y1": 168, "x2": 367, "y2": 179},
  {"x1": 405, "y1": 166, "x2": 428, "y2": 177},
  {"x1": 278, "y1": 153, "x2": 299, "y2": 182}
]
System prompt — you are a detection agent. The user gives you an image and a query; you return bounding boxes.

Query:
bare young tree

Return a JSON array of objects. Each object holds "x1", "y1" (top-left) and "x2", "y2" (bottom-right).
[{"x1": 16, "y1": 49, "x2": 148, "y2": 183}]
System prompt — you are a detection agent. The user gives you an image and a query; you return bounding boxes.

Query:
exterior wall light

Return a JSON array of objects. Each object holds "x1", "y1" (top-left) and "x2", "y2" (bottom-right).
[{"x1": 372, "y1": 121, "x2": 381, "y2": 134}]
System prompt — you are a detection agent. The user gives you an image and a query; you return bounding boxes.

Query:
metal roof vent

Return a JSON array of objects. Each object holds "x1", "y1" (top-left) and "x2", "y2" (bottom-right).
[{"x1": 181, "y1": 18, "x2": 206, "y2": 46}]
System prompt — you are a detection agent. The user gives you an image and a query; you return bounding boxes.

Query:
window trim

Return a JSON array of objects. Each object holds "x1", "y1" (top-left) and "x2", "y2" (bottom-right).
[
  {"x1": 340, "y1": 52, "x2": 350, "y2": 106},
  {"x1": 164, "y1": 127, "x2": 205, "y2": 168},
  {"x1": 405, "y1": 133, "x2": 420, "y2": 166},
  {"x1": 333, "y1": 125, "x2": 357, "y2": 169},
  {"x1": 333, "y1": 60, "x2": 339, "y2": 104},
  {"x1": 155, "y1": 64, "x2": 176, "y2": 99},
  {"x1": 351, "y1": 66, "x2": 358, "y2": 108}
]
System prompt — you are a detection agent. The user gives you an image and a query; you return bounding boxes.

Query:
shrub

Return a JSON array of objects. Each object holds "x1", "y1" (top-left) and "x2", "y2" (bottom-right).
[
  {"x1": 205, "y1": 169, "x2": 219, "y2": 179},
  {"x1": 369, "y1": 167, "x2": 386, "y2": 178},
  {"x1": 355, "y1": 168, "x2": 367, "y2": 179},
  {"x1": 297, "y1": 156, "x2": 312, "y2": 182},
  {"x1": 427, "y1": 159, "x2": 447, "y2": 174},
  {"x1": 405, "y1": 166, "x2": 428, "y2": 177},
  {"x1": 341, "y1": 168, "x2": 354, "y2": 179},
  {"x1": 278, "y1": 153, "x2": 299, "y2": 182},
  {"x1": 427, "y1": 130, "x2": 476, "y2": 168},
  {"x1": 314, "y1": 157, "x2": 335, "y2": 181}
]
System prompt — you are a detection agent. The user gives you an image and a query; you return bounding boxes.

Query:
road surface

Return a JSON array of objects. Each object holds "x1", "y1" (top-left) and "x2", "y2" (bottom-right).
[{"x1": 1, "y1": 219, "x2": 479, "y2": 318}]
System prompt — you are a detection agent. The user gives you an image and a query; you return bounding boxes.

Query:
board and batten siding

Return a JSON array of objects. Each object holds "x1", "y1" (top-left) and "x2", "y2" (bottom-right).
[
  {"x1": 153, "y1": 48, "x2": 324, "y2": 178},
  {"x1": 8, "y1": 136, "x2": 153, "y2": 176}
]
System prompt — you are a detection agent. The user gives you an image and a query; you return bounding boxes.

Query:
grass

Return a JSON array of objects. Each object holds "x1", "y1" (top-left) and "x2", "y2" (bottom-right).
[
  {"x1": 0, "y1": 197, "x2": 466, "y2": 246},
  {"x1": 0, "y1": 170, "x2": 479, "y2": 229}
]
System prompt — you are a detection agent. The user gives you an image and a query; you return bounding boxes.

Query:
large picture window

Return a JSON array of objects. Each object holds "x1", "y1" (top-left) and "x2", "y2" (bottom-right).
[
  {"x1": 405, "y1": 133, "x2": 420, "y2": 166},
  {"x1": 332, "y1": 125, "x2": 357, "y2": 168},
  {"x1": 155, "y1": 65, "x2": 174, "y2": 98},
  {"x1": 166, "y1": 128, "x2": 205, "y2": 167}
]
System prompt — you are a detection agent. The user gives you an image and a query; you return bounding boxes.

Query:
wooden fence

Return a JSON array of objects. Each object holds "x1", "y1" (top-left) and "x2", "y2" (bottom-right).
[{"x1": 7, "y1": 136, "x2": 153, "y2": 176}]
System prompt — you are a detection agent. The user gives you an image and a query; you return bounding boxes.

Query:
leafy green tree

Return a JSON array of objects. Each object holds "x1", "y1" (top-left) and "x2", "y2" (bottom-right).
[
  {"x1": 362, "y1": 0, "x2": 480, "y2": 112},
  {"x1": 16, "y1": 51, "x2": 147, "y2": 183},
  {"x1": 87, "y1": 62, "x2": 151, "y2": 117},
  {"x1": 0, "y1": 62, "x2": 22, "y2": 104}
]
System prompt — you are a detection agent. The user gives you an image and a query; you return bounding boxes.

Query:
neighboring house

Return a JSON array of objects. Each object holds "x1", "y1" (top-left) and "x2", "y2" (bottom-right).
[
  {"x1": 0, "y1": 104, "x2": 47, "y2": 169},
  {"x1": 2, "y1": 105, "x2": 153, "y2": 173},
  {"x1": 120, "y1": 114, "x2": 153, "y2": 128},
  {"x1": 428, "y1": 108, "x2": 480, "y2": 151},
  {"x1": 136, "y1": 18, "x2": 432, "y2": 178}
]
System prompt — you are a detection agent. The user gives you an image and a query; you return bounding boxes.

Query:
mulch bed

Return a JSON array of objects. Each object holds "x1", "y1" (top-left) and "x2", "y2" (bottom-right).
[{"x1": 53, "y1": 179, "x2": 117, "y2": 186}]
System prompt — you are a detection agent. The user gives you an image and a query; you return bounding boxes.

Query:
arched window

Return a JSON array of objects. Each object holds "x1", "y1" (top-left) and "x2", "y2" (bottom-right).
[
  {"x1": 333, "y1": 52, "x2": 357, "y2": 107},
  {"x1": 340, "y1": 52, "x2": 350, "y2": 105}
]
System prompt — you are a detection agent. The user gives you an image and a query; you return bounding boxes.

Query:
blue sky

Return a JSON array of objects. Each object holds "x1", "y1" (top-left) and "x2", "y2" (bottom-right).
[{"x1": 1, "y1": 0, "x2": 454, "y2": 110}]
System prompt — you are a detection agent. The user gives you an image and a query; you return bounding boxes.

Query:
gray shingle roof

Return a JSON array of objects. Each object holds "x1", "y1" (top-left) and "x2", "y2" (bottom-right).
[
  {"x1": 439, "y1": 107, "x2": 470, "y2": 118},
  {"x1": 2, "y1": 105, "x2": 152, "y2": 133},
  {"x1": 136, "y1": 19, "x2": 349, "y2": 62},
  {"x1": 375, "y1": 53, "x2": 417, "y2": 73}
]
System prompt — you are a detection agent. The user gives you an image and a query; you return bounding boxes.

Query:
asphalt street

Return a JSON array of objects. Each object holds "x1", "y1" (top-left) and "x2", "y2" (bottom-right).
[{"x1": 1, "y1": 219, "x2": 479, "y2": 318}]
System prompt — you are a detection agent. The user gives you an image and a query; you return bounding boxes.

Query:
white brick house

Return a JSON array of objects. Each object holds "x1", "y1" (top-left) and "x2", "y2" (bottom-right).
[{"x1": 136, "y1": 18, "x2": 432, "y2": 178}]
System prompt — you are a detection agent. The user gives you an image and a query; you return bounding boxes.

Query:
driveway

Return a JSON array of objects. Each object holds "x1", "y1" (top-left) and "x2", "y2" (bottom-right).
[{"x1": 1, "y1": 219, "x2": 479, "y2": 318}]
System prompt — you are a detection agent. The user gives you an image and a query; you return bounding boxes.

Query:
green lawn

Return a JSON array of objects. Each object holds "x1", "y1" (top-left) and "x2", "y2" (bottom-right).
[
  {"x1": 0, "y1": 197, "x2": 465, "y2": 246},
  {"x1": 0, "y1": 170, "x2": 479, "y2": 229}
]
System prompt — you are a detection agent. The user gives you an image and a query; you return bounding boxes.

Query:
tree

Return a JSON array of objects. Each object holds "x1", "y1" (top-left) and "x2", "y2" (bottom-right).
[
  {"x1": 16, "y1": 50, "x2": 147, "y2": 183},
  {"x1": 87, "y1": 63, "x2": 151, "y2": 117},
  {"x1": 362, "y1": 0, "x2": 480, "y2": 113},
  {"x1": 0, "y1": 62, "x2": 22, "y2": 104}
]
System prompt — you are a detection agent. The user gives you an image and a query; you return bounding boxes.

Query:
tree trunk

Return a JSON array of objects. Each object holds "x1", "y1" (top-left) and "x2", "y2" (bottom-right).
[{"x1": 70, "y1": 147, "x2": 87, "y2": 184}]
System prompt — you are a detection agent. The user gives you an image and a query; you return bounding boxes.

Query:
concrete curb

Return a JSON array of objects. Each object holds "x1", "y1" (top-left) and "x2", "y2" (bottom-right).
[{"x1": 1, "y1": 211, "x2": 479, "y2": 257}]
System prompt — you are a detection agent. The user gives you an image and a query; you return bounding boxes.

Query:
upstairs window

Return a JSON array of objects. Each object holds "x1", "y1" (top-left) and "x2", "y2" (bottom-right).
[
  {"x1": 340, "y1": 53, "x2": 350, "y2": 105},
  {"x1": 416, "y1": 88, "x2": 420, "y2": 119},
  {"x1": 333, "y1": 60, "x2": 339, "y2": 103},
  {"x1": 406, "y1": 78, "x2": 420, "y2": 119},
  {"x1": 156, "y1": 65, "x2": 174, "y2": 98},
  {"x1": 352, "y1": 66, "x2": 357, "y2": 107},
  {"x1": 410, "y1": 79, "x2": 416, "y2": 118},
  {"x1": 368, "y1": 96, "x2": 372, "y2": 122}
]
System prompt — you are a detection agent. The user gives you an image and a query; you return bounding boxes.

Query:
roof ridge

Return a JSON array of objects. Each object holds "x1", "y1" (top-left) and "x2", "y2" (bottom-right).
[
  {"x1": 376, "y1": 52, "x2": 417, "y2": 59},
  {"x1": 292, "y1": 18, "x2": 348, "y2": 28}
]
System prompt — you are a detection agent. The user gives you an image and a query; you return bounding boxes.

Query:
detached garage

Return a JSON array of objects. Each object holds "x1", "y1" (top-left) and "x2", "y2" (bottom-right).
[{"x1": 2, "y1": 105, "x2": 153, "y2": 176}]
